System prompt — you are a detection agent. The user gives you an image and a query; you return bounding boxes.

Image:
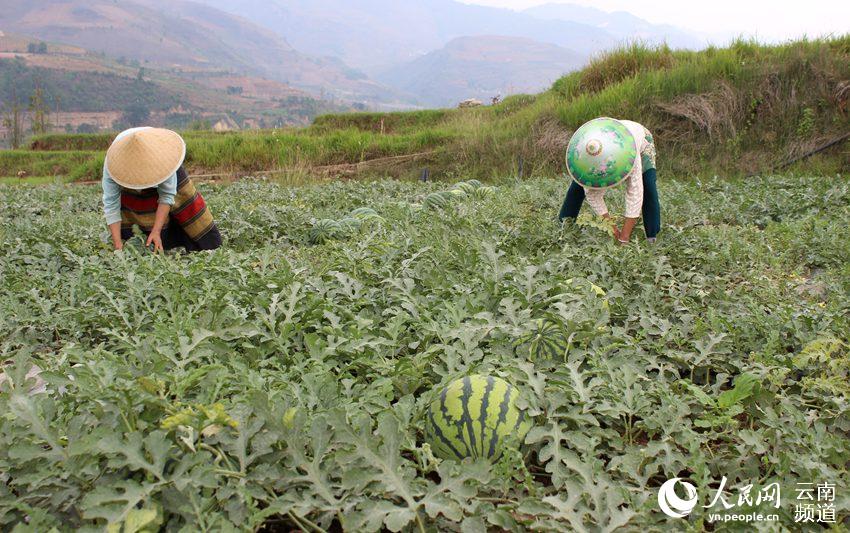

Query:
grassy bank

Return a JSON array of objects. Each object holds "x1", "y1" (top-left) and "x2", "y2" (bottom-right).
[
  {"x1": 10, "y1": 129, "x2": 455, "y2": 181},
  {"x1": 3, "y1": 37, "x2": 849, "y2": 181},
  {"x1": 0, "y1": 150, "x2": 102, "y2": 180}
]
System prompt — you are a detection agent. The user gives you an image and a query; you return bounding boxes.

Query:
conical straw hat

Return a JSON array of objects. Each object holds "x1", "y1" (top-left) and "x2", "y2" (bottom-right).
[
  {"x1": 106, "y1": 128, "x2": 186, "y2": 189},
  {"x1": 566, "y1": 117, "x2": 638, "y2": 189}
]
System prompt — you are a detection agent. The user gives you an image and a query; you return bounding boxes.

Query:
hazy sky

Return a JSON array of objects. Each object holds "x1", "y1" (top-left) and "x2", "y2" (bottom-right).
[{"x1": 461, "y1": 0, "x2": 850, "y2": 42}]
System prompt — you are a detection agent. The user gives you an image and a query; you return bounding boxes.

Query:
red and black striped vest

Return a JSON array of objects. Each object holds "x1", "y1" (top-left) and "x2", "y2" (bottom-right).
[{"x1": 120, "y1": 167, "x2": 217, "y2": 243}]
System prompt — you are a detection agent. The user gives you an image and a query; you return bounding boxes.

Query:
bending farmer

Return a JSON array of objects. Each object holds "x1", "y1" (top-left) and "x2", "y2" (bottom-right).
[
  {"x1": 102, "y1": 127, "x2": 222, "y2": 252},
  {"x1": 559, "y1": 118, "x2": 661, "y2": 243}
]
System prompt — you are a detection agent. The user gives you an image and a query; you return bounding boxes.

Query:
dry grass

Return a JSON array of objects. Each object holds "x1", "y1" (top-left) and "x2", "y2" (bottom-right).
[
  {"x1": 836, "y1": 81, "x2": 850, "y2": 114},
  {"x1": 531, "y1": 117, "x2": 572, "y2": 166},
  {"x1": 656, "y1": 82, "x2": 743, "y2": 142}
]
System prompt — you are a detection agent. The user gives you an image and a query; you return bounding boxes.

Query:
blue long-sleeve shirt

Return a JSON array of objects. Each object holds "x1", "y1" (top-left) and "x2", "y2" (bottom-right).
[{"x1": 102, "y1": 163, "x2": 177, "y2": 225}]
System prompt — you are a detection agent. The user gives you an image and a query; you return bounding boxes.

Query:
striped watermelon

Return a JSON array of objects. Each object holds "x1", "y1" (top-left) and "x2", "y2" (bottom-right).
[
  {"x1": 338, "y1": 217, "x2": 362, "y2": 232},
  {"x1": 466, "y1": 179, "x2": 484, "y2": 189},
  {"x1": 474, "y1": 186, "x2": 496, "y2": 199},
  {"x1": 424, "y1": 192, "x2": 451, "y2": 210},
  {"x1": 425, "y1": 375, "x2": 531, "y2": 461},
  {"x1": 515, "y1": 319, "x2": 569, "y2": 360},
  {"x1": 350, "y1": 207, "x2": 382, "y2": 222},
  {"x1": 453, "y1": 182, "x2": 477, "y2": 195},
  {"x1": 438, "y1": 190, "x2": 457, "y2": 201},
  {"x1": 309, "y1": 219, "x2": 343, "y2": 244}
]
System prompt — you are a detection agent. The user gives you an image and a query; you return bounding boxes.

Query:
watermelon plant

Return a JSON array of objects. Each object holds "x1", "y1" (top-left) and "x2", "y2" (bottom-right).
[{"x1": 0, "y1": 174, "x2": 848, "y2": 531}]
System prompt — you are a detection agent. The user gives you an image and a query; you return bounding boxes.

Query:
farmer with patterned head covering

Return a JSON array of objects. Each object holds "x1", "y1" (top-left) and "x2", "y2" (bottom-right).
[
  {"x1": 102, "y1": 127, "x2": 222, "y2": 252},
  {"x1": 558, "y1": 118, "x2": 661, "y2": 244}
]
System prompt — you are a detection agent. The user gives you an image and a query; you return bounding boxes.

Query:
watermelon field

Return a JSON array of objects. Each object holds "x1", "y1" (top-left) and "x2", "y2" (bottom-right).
[{"x1": 1, "y1": 173, "x2": 849, "y2": 531}]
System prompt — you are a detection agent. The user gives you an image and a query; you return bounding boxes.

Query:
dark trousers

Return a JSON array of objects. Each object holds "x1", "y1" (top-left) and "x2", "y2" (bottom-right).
[
  {"x1": 558, "y1": 168, "x2": 661, "y2": 239},
  {"x1": 161, "y1": 223, "x2": 222, "y2": 252}
]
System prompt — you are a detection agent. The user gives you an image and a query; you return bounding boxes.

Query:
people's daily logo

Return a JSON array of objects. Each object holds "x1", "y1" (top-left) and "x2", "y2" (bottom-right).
[
  {"x1": 657, "y1": 477, "x2": 836, "y2": 524},
  {"x1": 658, "y1": 478, "x2": 699, "y2": 518}
]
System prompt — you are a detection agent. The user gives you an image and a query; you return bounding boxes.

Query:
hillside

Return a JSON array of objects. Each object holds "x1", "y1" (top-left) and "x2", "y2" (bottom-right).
[
  {"x1": 0, "y1": 33, "x2": 352, "y2": 135},
  {"x1": 378, "y1": 36, "x2": 585, "y2": 107},
  {"x1": 193, "y1": 0, "x2": 617, "y2": 71},
  {"x1": 0, "y1": 0, "x2": 401, "y2": 104},
  {"x1": 319, "y1": 38, "x2": 850, "y2": 179},
  {"x1": 0, "y1": 57, "x2": 183, "y2": 113},
  {"x1": 3, "y1": 38, "x2": 849, "y2": 181}
]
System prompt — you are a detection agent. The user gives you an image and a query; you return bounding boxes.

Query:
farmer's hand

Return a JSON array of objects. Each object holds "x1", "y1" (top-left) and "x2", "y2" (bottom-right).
[
  {"x1": 108, "y1": 221, "x2": 123, "y2": 251},
  {"x1": 147, "y1": 231, "x2": 164, "y2": 253},
  {"x1": 619, "y1": 217, "x2": 639, "y2": 244}
]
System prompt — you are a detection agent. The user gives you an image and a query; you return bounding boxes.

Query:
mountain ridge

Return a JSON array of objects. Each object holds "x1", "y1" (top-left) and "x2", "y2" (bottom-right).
[
  {"x1": 192, "y1": 0, "x2": 618, "y2": 71},
  {"x1": 523, "y1": 3, "x2": 705, "y2": 50},
  {"x1": 378, "y1": 35, "x2": 585, "y2": 107}
]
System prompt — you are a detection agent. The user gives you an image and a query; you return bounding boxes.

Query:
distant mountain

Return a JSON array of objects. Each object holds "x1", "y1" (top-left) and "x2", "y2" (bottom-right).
[
  {"x1": 523, "y1": 3, "x2": 705, "y2": 50},
  {"x1": 192, "y1": 0, "x2": 616, "y2": 71},
  {"x1": 0, "y1": 0, "x2": 402, "y2": 104},
  {"x1": 378, "y1": 36, "x2": 585, "y2": 107},
  {"x1": 0, "y1": 0, "x2": 706, "y2": 113}
]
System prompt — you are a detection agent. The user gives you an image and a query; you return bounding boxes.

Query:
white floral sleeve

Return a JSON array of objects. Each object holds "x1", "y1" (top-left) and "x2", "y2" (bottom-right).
[
  {"x1": 584, "y1": 187, "x2": 608, "y2": 216},
  {"x1": 624, "y1": 172, "x2": 644, "y2": 218}
]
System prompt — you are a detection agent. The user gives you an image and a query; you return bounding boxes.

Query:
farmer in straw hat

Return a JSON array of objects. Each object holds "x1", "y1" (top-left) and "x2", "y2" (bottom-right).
[
  {"x1": 558, "y1": 118, "x2": 661, "y2": 244},
  {"x1": 102, "y1": 127, "x2": 222, "y2": 252}
]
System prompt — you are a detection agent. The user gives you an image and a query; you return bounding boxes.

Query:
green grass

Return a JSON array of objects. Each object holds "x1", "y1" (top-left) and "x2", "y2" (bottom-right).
[
  {"x1": 183, "y1": 128, "x2": 454, "y2": 172},
  {"x1": 29, "y1": 134, "x2": 112, "y2": 152},
  {"x1": 3, "y1": 37, "x2": 849, "y2": 181},
  {"x1": 13, "y1": 129, "x2": 456, "y2": 179},
  {"x1": 0, "y1": 176, "x2": 71, "y2": 186},
  {"x1": 28, "y1": 130, "x2": 262, "y2": 152},
  {"x1": 0, "y1": 150, "x2": 101, "y2": 179},
  {"x1": 312, "y1": 109, "x2": 453, "y2": 134},
  {"x1": 553, "y1": 41, "x2": 676, "y2": 96}
]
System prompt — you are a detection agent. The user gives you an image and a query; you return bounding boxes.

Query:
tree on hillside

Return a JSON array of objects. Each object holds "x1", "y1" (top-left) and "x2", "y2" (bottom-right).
[
  {"x1": 29, "y1": 84, "x2": 50, "y2": 136},
  {"x1": 188, "y1": 119, "x2": 212, "y2": 131},
  {"x1": 26, "y1": 42, "x2": 48, "y2": 54},
  {"x1": 54, "y1": 95, "x2": 62, "y2": 131},
  {"x1": 118, "y1": 103, "x2": 151, "y2": 128},
  {"x1": 2, "y1": 92, "x2": 24, "y2": 149}
]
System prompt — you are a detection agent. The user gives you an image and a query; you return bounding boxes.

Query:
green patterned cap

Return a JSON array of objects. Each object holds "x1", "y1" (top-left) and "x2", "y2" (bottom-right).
[{"x1": 566, "y1": 117, "x2": 638, "y2": 189}]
